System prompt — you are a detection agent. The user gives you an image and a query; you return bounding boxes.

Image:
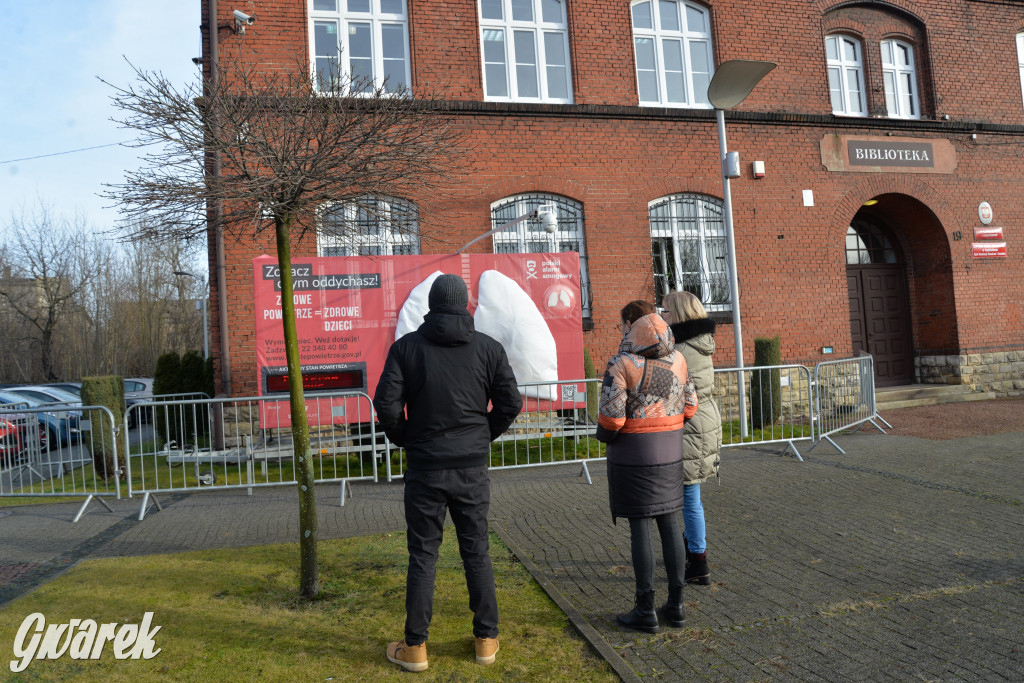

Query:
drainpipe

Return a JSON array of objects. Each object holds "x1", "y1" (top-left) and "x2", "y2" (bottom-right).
[{"x1": 208, "y1": 0, "x2": 232, "y2": 397}]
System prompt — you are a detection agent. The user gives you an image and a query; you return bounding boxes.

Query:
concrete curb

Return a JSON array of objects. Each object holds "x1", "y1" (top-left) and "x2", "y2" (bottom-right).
[{"x1": 492, "y1": 522, "x2": 642, "y2": 683}]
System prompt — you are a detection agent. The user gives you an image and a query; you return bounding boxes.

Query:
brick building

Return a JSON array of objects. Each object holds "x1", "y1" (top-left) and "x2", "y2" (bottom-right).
[{"x1": 201, "y1": 0, "x2": 1024, "y2": 398}]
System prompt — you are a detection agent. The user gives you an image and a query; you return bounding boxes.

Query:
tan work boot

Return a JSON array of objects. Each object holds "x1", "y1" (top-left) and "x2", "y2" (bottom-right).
[
  {"x1": 475, "y1": 637, "x2": 499, "y2": 665},
  {"x1": 386, "y1": 640, "x2": 428, "y2": 672}
]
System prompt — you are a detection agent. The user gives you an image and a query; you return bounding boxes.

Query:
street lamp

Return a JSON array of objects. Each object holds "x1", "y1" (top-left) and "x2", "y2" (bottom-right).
[
  {"x1": 173, "y1": 270, "x2": 210, "y2": 359},
  {"x1": 454, "y1": 204, "x2": 558, "y2": 254},
  {"x1": 707, "y1": 59, "x2": 776, "y2": 438}
]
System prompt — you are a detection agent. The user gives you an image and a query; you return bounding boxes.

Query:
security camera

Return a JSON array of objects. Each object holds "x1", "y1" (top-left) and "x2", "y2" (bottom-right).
[{"x1": 233, "y1": 10, "x2": 256, "y2": 32}]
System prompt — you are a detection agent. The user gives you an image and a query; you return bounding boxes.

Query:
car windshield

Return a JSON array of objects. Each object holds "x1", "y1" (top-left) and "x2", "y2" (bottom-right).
[
  {"x1": 11, "y1": 389, "x2": 76, "y2": 405},
  {"x1": 0, "y1": 391, "x2": 43, "y2": 406},
  {"x1": 49, "y1": 384, "x2": 82, "y2": 398}
]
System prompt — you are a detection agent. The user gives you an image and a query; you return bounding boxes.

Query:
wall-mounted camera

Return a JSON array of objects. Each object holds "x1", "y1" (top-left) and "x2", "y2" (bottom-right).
[{"x1": 233, "y1": 9, "x2": 256, "y2": 33}]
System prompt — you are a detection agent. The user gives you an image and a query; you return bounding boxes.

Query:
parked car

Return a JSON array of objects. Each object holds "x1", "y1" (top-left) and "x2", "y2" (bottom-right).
[
  {"x1": 0, "y1": 391, "x2": 79, "y2": 449},
  {"x1": 124, "y1": 378, "x2": 154, "y2": 402},
  {"x1": 6, "y1": 386, "x2": 83, "y2": 417},
  {"x1": 0, "y1": 395, "x2": 46, "y2": 454},
  {"x1": 0, "y1": 417, "x2": 25, "y2": 466}
]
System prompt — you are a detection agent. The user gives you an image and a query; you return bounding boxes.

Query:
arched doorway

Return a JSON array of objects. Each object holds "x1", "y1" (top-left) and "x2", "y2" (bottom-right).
[{"x1": 846, "y1": 215, "x2": 914, "y2": 386}]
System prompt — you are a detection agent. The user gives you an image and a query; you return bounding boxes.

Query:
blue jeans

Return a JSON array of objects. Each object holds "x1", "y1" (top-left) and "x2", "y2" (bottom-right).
[{"x1": 682, "y1": 483, "x2": 706, "y2": 554}]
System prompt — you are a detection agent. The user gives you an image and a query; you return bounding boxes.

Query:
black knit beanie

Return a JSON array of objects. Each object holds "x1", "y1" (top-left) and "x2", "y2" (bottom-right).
[{"x1": 428, "y1": 274, "x2": 469, "y2": 311}]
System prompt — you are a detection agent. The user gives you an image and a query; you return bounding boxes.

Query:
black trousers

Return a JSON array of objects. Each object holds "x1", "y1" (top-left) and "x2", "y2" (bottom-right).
[
  {"x1": 628, "y1": 513, "x2": 686, "y2": 594},
  {"x1": 403, "y1": 465, "x2": 498, "y2": 645}
]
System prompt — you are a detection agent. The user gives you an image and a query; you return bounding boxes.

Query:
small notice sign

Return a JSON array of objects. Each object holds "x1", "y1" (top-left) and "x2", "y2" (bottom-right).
[
  {"x1": 974, "y1": 227, "x2": 1004, "y2": 240},
  {"x1": 972, "y1": 242, "x2": 1007, "y2": 258}
]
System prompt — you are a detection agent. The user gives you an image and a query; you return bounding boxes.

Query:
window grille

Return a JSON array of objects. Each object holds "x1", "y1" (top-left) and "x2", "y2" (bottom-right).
[
  {"x1": 318, "y1": 196, "x2": 420, "y2": 256},
  {"x1": 846, "y1": 220, "x2": 900, "y2": 265},
  {"x1": 490, "y1": 194, "x2": 591, "y2": 318},
  {"x1": 649, "y1": 194, "x2": 729, "y2": 310}
]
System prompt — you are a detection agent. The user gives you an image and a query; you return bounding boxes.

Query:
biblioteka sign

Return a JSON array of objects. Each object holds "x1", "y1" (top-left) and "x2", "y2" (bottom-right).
[
  {"x1": 819, "y1": 135, "x2": 957, "y2": 174},
  {"x1": 9, "y1": 612, "x2": 161, "y2": 672}
]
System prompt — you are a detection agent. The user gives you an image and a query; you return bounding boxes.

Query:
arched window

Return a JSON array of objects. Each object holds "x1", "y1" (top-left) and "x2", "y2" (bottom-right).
[
  {"x1": 825, "y1": 34, "x2": 867, "y2": 116},
  {"x1": 649, "y1": 194, "x2": 728, "y2": 310},
  {"x1": 478, "y1": 0, "x2": 573, "y2": 103},
  {"x1": 880, "y1": 39, "x2": 919, "y2": 119},
  {"x1": 647, "y1": 193, "x2": 729, "y2": 309},
  {"x1": 317, "y1": 196, "x2": 419, "y2": 256},
  {"x1": 311, "y1": 0, "x2": 411, "y2": 94},
  {"x1": 631, "y1": 0, "x2": 713, "y2": 107},
  {"x1": 490, "y1": 194, "x2": 591, "y2": 318}
]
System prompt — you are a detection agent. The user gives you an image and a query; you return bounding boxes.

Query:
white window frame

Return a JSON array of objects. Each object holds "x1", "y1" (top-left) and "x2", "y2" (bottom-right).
[
  {"x1": 317, "y1": 196, "x2": 420, "y2": 256},
  {"x1": 309, "y1": 0, "x2": 412, "y2": 94},
  {"x1": 825, "y1": 34, "x2": 868, "y2": 116},
  {"x1": 478, "y1": 0, "x2": 573, "y2": 103},
  {"x1": 490, "y1": 194, "x2": 591, "y2": 317},
  {"x1": 1017, "y1": 33, "x2": 1024, "y2": 109},
  {"x1": 880, "y1": 39, "x2": 920, "y2": 119},
  {"x1": 630, "y1": 0, "x2": 714, "y2": 108},
  {"x1": 649, "y1": 194, "x2": 729, "y2": 311}
]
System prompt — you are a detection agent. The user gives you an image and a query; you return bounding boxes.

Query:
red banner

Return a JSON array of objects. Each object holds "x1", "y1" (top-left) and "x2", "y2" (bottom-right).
[{"x1": 252, "y1": 253, "x2": 585, "y2": 427}]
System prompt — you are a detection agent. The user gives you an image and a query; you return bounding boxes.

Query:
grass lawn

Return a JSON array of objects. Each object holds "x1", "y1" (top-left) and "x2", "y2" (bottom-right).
[{"x1": 0, "y1": 532, "x2": 617, "y2": 682}]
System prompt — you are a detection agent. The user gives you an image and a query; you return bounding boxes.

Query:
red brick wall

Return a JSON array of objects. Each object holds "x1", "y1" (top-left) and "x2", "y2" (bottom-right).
[{"x1": 202, "y1": 0, "x2": 1024, "y2": 396}]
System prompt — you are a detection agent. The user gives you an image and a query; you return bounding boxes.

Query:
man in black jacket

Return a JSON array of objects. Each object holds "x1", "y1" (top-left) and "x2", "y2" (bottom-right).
[{"x1": 374, "y1": 273, "x2": 522, "y2": 672}]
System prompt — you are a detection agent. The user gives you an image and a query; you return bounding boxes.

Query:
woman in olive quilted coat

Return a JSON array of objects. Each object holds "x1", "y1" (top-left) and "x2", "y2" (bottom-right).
[{"x1": 663, "y1": 290, "x2": 722, "y2": 586}]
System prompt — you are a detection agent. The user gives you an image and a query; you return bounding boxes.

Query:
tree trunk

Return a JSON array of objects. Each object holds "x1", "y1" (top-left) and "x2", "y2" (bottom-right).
[{"x1": 275, "y1": 215, "x2": 319, "y2": 599}]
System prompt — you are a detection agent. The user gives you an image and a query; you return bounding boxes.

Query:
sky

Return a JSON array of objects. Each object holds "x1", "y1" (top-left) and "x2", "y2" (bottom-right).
[{"x1": 0, "y1": 1, "x2": 200, "y2": 236}]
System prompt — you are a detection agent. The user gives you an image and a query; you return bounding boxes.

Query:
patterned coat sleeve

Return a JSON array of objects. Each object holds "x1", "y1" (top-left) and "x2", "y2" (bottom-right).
[{"x1": 595, "y1": 355, "x2": 628, "y2": 442}]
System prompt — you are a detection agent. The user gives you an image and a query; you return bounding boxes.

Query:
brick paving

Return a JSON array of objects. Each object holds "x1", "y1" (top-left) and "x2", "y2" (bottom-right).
[{"x1": 0, "y1": 402, "x2": 1022, "y2": 681}]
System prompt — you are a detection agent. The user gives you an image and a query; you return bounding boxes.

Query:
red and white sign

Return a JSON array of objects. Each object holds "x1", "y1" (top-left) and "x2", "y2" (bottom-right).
[
  {"x1": 252, "y1": 253, "x2": 585, "y2": 427},
  {"x1": 971, "y1": 242, "x2": 1007, "y2": 258},
  {"x1": 974, "y1": 226, "x2": 1004, "y2": 240}
]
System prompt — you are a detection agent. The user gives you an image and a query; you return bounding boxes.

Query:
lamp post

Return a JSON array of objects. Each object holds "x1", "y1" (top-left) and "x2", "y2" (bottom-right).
[
  {"x1": 454, "y1": 204, "x2": 558, "y2": 254},
  {"x1": 173, "y1": 270, "x2": 210, "y2": 359},
  {"x1": 707, "y1": 59, "x2": 776, "y2": 438}
]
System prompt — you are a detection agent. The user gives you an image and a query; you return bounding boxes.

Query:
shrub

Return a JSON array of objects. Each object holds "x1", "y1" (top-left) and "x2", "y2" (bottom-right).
[
  {"x1": 750, "y1": 336, "x2": 782, "y2": 429},
  {"x1": 81, "y1": 376, "x2": 123, "y2": 479},
  {"x1": 583, "y1": 348, "x2": 599, "y2": 422},
  {"x1": 153, "y1": 352, "x2": 183, "y2": 444},
  {"x1": 203, "y1": 356, "x2": 216, "y2": 399}
]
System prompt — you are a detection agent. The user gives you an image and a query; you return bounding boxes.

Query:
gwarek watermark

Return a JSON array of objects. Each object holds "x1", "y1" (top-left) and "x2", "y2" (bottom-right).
[{"x1": 9, "y1": 612, "x2": 161, "y2": 672}]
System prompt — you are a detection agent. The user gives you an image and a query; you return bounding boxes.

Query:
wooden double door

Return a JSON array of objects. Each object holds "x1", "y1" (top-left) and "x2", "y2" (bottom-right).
[{"x1": 847, "y1": 265, "x2": 913, "y2": 386}]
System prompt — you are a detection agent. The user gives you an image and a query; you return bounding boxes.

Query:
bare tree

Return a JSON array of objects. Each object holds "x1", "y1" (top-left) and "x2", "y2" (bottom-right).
[
  {"x1": 103, "y1": 58, "x2": 468, "y2": 597},
  {"x1": 0, "y1": 204, "x2": 99, "y2": 382}
]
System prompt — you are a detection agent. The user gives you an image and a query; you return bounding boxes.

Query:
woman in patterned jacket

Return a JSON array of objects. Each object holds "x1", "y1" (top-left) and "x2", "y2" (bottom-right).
[{"x1": 596, "y1": 300, "x2": 698, "y2": 633}]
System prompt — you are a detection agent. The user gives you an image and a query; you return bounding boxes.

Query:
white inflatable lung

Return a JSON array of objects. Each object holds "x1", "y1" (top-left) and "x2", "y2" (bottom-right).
[
  {"x1": 395, "y1": 271, "x2": 443, "y2": 340},
  {"x1": 474, "y1": 270, "x2": 558, "y2": 399}
]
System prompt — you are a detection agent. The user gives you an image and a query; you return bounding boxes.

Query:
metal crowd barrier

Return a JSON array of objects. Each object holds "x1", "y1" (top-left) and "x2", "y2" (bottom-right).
[
  {"x1": 810, "y1": 353, "x2": 890, "y2": 454},
  {"x1": 124, "y1": 391, "x2": 379, "y2": 520},
  {"x1": 382, "y1": 378, "x2": 607, "y2": 483},
  {"x1": 713, "y1": 364, "x2": 816, "y2": 461},
  {"x1": 0, "y1": 404, "x2": 121, "y2": 522},
  {"x1": 111, "y1": 355, "x2": 886, "y2": 520}
]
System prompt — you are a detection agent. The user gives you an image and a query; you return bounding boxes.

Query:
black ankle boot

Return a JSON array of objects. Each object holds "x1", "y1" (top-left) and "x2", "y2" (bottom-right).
[
  {"x1": 659, "y1": 585, "x2": 685, "y2": 627},
  {"x1": 685, "y1": 551, "x2": 710, "y2": 585},
  {"x1": 617, "y1": 590, "x2": 659, "y2": 633}
]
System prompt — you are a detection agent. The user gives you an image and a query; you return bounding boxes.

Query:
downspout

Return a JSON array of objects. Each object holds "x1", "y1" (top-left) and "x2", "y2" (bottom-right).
[{"x1": 209, "y1": 0, "x2": 232, "y2": 396}]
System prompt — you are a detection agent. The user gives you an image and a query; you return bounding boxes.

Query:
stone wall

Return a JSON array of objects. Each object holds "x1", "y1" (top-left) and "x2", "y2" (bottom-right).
[{"x1": 916, "y1": 351, "x2": 1024, "y2": 397}]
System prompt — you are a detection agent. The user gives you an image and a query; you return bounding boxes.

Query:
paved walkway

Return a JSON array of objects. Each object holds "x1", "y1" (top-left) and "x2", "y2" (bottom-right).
[{"x1": 1, "y1": 421, "x2": 1022, "y2": 681}]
